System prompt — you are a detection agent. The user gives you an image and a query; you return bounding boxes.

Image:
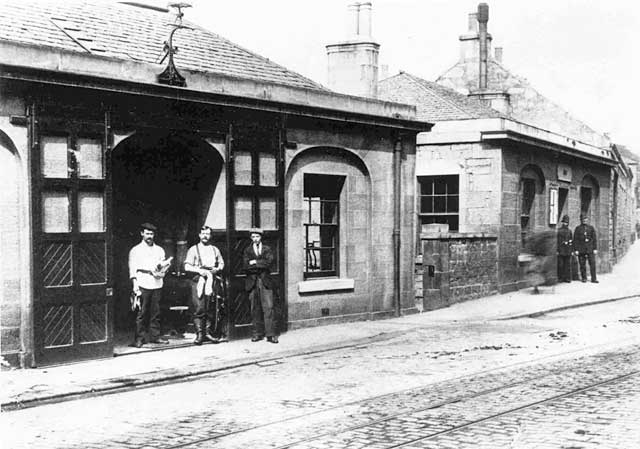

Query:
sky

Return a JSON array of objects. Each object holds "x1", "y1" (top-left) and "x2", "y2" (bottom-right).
[{"x1": 178, "y1": 0, "x2": 639, "y2": 151}]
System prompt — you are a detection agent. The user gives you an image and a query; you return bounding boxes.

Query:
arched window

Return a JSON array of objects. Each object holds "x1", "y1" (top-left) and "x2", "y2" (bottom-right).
[
  {"x1": 520, "y1": 165, "x2": 545, "y2": 244},
  {"x1": 580, "y1": 175, "x2": 600, "y2": 225}
]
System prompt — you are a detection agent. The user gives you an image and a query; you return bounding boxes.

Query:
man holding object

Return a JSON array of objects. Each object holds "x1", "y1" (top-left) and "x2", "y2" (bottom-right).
[{"x1": 128, "y1": 222, "x2": 172, "y2": 348}]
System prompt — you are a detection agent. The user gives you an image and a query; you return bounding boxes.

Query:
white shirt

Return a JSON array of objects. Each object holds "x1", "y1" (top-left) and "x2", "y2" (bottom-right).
[
  {"x1": 128, "y1": 242, "x2": 167, "y2": 290},
  {"x1": 184, "y1": 243, "x2": 224, "y2": 272}
]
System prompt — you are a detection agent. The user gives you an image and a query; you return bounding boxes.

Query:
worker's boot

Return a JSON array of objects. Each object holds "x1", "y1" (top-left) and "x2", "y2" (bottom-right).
[
  {"x1": 204, "y1": 320, "x2": 219, "y2": 343},
  {"x1": 193, "y1": 318, "x2": 204, "y2": 345}
]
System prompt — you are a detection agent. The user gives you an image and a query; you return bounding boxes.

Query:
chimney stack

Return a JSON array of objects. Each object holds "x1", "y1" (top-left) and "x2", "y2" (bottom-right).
[
  {"x1": 326, "y1": 2, "x2": 380, "y2": 98},
  {"x1": 494, "y1": 47, "x2": 503, "y2": 63},
  {"x1": 468, "y1": 13, "x2": 478, "y2": 32},
  {"x1": 477, "y1": 3, "x2": 489, "y2": 90}
]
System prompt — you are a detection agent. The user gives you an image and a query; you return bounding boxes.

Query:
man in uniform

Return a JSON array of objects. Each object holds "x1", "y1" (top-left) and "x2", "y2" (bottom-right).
[
  {"x1": 556, "y1": 215, "x2": 573, "y2": 283},
  {"x1": 243, "y1": 228, "x2": 279, "y2": 343},
  {"x1": 573, "y1": 214, "x2": 598, "y2": 283},
  {"x1": 184, "y1": 225, "x2": 225, "y2": 345},
  {"x1": 128, "y1": 222, "x2": 172, "y2": 348}
]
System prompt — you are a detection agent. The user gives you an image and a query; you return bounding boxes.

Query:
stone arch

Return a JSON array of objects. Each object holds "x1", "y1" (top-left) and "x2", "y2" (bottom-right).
[
  {"x1": 284, "y1": 146, "x2": 373, "y2": 316},
  {"x1": 110, "y1": 129, "x2": 225, "y2": 329}
]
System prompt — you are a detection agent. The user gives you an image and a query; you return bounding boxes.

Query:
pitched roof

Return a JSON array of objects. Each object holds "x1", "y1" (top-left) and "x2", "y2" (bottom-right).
[
  {"x1": 0, "y1": 0, "x2": 326, "y2": 91},
  {"x1": 437, "y1": 59, "x2": 609, "y2": 148},
  {"x1": 378, "y1": 71, "x2": 503, "y2": 122}
]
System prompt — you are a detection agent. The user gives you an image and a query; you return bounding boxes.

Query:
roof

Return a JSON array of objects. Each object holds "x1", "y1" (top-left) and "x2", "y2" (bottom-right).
[
  {"x1": 437, "y1": 59, "x2": 609, "y2": 148},
  {"x1": 0, "y1": 0, "x2": 326, "y2": 91},
  {"x1": 615, "y1": 144, "x2": 640, "y2": 163},
  {"x1": 378, "y1": 71, "x2": 503, "y2": 122}
]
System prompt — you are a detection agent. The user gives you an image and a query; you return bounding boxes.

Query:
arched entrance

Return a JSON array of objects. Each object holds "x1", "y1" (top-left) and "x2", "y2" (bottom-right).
[{"x1": 111, "y1": 130, "x2": 224, "y2": 349}]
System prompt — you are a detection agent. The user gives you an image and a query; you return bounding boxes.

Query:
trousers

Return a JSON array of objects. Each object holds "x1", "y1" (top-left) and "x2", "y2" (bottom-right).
[
  {"x1": 557, "y1": 255, "x2": 571, "y2": 282},
  {"x1": 136, "y1": 287, "x2": 161, "y2": 341},
  {"x1": 578, "y1": 252, "x2": 597, "y2": 281},
  {"x1": 249, "y1": 277, "x2": 276, "y2": 338}
]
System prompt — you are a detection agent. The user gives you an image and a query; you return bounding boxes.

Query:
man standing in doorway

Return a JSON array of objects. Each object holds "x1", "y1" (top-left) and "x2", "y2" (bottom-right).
[
  {"x1": 184, "y1": 226, "x2": 225, "y2": 345},
  {"x1": 243, "y1": 228, "x2": 279, "y2": 344},
  {"x1": 128, "y1": 222, "x2": 172, "y2": 348},
  {"x1": 574, "y1": 214, "x2": 598, "y2": 283},
  {"x1": 557, "y1": 215, "x2": 573, "y2": 283}
]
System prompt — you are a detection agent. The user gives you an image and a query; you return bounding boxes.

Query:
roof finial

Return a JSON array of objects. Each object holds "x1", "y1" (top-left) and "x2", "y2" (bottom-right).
[{"x1": 157, "y1": 2, "x2": 192, "y2": 87}]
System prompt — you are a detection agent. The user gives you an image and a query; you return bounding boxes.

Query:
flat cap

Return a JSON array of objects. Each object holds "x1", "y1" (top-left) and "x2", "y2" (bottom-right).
[
  {"x1": 140, "y1": 222, "x2": 157, "y2": 232},
  {"x1": 249, "y1": 227, "x2": 263, "y2": 235}
]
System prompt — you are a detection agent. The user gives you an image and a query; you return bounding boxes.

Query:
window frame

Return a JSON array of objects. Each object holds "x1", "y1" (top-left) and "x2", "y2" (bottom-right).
[
  {"x1": 303, "y1": 174, "x2": 343, "y2": 279},
  {"x1": 417, "y1": 175, "x2": 460, "y2": 232}
]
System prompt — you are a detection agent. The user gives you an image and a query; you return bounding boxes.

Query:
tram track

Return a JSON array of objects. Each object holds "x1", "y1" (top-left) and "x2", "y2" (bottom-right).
[
  {"x1": 384, "y1": 370, "x2": 640, "y2": 449},
  {"x1": 159, "y1": 341, "x2": 640, "y2": 449}
]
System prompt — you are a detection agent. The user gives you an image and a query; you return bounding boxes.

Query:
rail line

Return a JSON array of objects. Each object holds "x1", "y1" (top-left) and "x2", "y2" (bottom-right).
[{"x1": 160, "y1": 342, "x2": 640, "y2": 449}]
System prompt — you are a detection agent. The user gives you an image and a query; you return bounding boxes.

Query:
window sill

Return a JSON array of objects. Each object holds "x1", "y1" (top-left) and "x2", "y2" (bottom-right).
[{"x1": 298, "y1": 278, "x2": 355, "y2": 293}]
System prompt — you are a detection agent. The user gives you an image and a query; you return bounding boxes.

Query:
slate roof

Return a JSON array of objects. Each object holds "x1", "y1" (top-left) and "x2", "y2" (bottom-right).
[
  {"x1": 378, "y1": 71, "x2": 503, "y2": 122},
  {"x1": 0, "y1": 0, "x2": 326, "y2": 91}
]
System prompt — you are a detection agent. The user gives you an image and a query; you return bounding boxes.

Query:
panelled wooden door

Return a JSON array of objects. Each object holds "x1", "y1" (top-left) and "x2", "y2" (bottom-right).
[
  {"x1": 32, "y1": 112, "x2": 113, "y2": 365},
  {"x1": 226, "y1": 122, "x2": 285, "y2": 337}
]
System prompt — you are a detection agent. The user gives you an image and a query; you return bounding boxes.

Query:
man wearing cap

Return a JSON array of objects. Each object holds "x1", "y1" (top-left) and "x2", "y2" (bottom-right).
[
  {"x1": 556, "y1": 215, "x2": 573, "y2": 283},
  {"x1": 184, "y1": 225, "x2": 225, "y2": 345},
  {"x1": 243, "y1": 228, "x2": 279, "y2": 343},
  {"x1": 573, "y1": 214, "x2": 598, "y2": 283},
  {"x1": 128, "y1": 222, "x2": 172, "y2": 348}
]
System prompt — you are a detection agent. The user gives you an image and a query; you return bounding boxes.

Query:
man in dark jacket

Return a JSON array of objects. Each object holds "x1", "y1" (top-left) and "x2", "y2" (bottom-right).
[
  {"x1": 556, "y1": 215, "x2": 573, "y2": 283},
  {"x1": 573, "y1": 214, "x2": 598, "y2": 283},
  {"x1": 243, "y1": 228, "x2": 279, "y2": 343}
]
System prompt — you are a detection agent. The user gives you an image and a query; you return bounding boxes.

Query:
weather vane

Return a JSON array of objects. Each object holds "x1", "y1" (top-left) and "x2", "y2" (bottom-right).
[{"x1": 157, "y1": 2, "x2": 193, "y2": 87}]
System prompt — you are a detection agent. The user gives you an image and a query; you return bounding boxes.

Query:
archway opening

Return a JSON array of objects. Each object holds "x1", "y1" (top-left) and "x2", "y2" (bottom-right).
[{"x1": 112, "y1": 130, "x2": 223, "y2": 348}]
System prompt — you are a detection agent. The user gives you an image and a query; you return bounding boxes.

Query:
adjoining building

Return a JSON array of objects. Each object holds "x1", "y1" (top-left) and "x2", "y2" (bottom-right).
[
  {"x1": 377, "y1": 4, "x2": 632, "y2": 309},
  {"x1": 0, "y1": 0, "x2": 431, "y2": 367}
]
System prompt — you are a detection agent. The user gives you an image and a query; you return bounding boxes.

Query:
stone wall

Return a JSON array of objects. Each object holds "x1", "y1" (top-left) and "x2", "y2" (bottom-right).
[
  {"x1": 285, "y1": 124, "x2": 417, "y2": 328},
  {"x1": 418, "y1": 234, "x2": 498, "y2": 311}
]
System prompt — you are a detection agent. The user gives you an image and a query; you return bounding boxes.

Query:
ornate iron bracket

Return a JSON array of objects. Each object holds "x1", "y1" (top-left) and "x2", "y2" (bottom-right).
[{"x1": 157, "y1": 2, "x2": 193, "y2": 87}]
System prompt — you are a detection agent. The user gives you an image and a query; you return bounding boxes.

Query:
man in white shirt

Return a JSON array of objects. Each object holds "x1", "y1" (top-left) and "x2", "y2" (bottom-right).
[
  {"x1": 184, "y1": 226, "x2": 225, "y2": 345},
  {"x1": 128, "y1": 222, "x2": 171, "y2": 348}
]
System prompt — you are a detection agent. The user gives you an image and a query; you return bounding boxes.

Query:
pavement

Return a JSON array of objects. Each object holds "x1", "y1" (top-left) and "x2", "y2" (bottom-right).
[{"x1": 2, "y1": 242, "x2": 640, "y2": 411}]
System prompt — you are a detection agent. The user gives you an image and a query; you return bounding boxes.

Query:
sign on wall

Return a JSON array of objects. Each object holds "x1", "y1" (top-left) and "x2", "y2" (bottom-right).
[
  {"x1": 549, "y1": 187, "x2": 558, "y2": 225},
  {"x1": 557, "y1": 164, "x2": 572, "y2": 182}
]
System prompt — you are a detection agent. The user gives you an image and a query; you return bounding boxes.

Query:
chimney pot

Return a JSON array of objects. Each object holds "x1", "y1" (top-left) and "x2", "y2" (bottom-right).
[
  {"x1": 477, "y1": 3, "x2": 489, "y2": 23},
  {"x1": 468, "y1": 13, "x2": 478, "y2": 32}
]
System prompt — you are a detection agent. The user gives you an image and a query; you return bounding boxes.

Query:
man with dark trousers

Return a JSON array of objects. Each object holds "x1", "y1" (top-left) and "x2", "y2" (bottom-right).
[
  {"x1": 243, "y1": 228, "x2": 279, "y2": 343},
  {"x1": 573, "y1": 214, "x2": 598, "y2": 283},
  {"x1": 128, "y1": 222, "x2": 172, "y2": 347},
  {"x1": 184, "y1": 225, "x2": 225, "y2": 345},
  {"x1": 556, "y1": 215, "x2": 573, "y2": 283}
]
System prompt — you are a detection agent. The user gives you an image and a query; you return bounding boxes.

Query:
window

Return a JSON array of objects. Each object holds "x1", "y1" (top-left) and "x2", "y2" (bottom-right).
[
  {"x1": 418, "y1": 175, "x2": 459, "y2": 231},
  {"x1": 521, "y1": 178, "x2": 536, "y2": 243},
  {"x1": 303, "y1": 174, "x2": 344, "y2": 278},
  {"x1": 580, "y1": 187, "x2": 592, "y2": 217}
]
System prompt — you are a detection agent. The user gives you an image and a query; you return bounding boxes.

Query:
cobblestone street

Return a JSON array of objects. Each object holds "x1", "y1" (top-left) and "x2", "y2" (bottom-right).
[{"x1": 2, "y1": 298, "x2": 639, "y2": 449}]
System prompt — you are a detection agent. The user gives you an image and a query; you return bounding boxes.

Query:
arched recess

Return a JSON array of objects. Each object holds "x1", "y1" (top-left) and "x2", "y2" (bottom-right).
[
  {"x1": 284, "y1": 146, "x2": 372, "y2": 317},
  {"x1": 111, "y1": 130, "x2": 225, "y2": 331},
  {"x1": 519, "y1": 164, "x2": 545, "y2": 243},
  {"x1": 580, "y1": 174, "x2": 600, "y2": 226},
  {"x1": 0, "y1": 130, "x2": 26, "y2": 361}
]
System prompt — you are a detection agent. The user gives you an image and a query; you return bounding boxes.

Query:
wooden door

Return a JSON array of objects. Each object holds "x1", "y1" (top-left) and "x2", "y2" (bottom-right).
[
  {"x1": 32, "y1": 112, "x2": 113, "y2": 365},
  {"x1": 226, "y1": 122, "x2": 285, "y2": 338}
]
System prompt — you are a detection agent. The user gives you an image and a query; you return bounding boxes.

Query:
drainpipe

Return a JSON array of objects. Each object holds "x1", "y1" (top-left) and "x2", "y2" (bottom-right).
[
  {"x1": 393, "y1": 134, "x2": 402, "y2": 317},
  {"x1": 478, "y1": 3, "x2": 489, "y2": 90}
]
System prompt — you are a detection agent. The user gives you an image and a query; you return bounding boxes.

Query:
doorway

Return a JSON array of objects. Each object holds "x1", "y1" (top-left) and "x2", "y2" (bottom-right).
[{"x1": 111, "y1": 130, "x2": 224, "y2": 351}]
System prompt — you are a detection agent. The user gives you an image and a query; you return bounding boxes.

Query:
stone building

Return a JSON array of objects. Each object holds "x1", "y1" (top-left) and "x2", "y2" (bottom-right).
[
  {"x1": 376, "y1": 5, "x2": 633, "y2": 310},
  {"x1": 0, "y1": 1, "x2": 430, "y2": 367}
]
